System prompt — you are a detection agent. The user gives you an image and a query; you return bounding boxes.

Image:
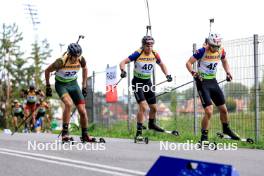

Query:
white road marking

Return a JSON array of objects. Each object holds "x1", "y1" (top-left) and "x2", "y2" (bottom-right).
[{"x1": 0, "y1": 148, "x2": 145, "y2": 176}]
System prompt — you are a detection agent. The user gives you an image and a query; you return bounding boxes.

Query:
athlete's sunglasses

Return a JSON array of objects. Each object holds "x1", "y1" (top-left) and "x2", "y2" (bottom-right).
[
  {"x1": 145, "y1": 42, "x2": 154, "y2": 46},
  {"x1": 209, "y1": 44, "x2": 220, "y2": 50}
]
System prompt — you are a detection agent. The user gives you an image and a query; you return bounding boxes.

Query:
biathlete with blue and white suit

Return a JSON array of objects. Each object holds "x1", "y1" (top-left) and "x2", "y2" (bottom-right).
[
  {"x1": 186, "y1": 33, "x2": 240, "y2": 143},
  {"x1": 119, "y1": 36, "x2": 173, "y2": 138}
]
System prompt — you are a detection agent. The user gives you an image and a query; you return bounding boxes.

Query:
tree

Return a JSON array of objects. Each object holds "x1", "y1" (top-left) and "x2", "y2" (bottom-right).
[
  {"x1": 28, "y1": 39, "x2": 52, "y2": 89},
  {"x1": 10, "y1": 57, "x2": 28, "y2": 97},
  {"x1": 0, "y1": 23, "x2": 24, "y2": 128}
]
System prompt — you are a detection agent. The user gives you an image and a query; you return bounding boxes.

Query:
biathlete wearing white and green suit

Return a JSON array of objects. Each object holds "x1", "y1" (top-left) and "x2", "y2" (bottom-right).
[
  {"x1": 53, "y1": 52, "x2": 86, "y2": 105},
  {"x1": 193, "y1": 46, "x2": 226, "y2": 108}
]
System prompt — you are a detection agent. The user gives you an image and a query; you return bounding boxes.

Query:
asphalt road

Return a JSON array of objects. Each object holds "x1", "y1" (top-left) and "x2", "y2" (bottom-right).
[{"x1": 0, "y1": 133, "x2": 263, "y2": 176}]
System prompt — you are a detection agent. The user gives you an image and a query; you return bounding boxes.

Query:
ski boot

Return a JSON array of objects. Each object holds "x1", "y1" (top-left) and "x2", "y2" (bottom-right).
[
  {"x1": 148, "y1": 123, "x2": 165, "y2": 132},
  {"x1": 198, "y1": 130, "x2": 217, "y2": 150},
  {"x1": 61, "y1": 130, "x2": 75, "y2": 144},
  {"x1": 134, "y1": 129, "x2": 148, "y2": 144},
  {"x1": 223, "y1": 124, "x2": 240, "y2": 140},
  {"x1": 199, "y1": 130, "x2": 209, "y2": 146}
]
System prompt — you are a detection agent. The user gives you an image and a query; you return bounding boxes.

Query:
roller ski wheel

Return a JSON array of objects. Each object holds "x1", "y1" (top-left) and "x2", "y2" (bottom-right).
[
  {"x1": 98, "y1": 137, "x2": 106, "y2": 143},
  {"x1": 134, "y1": 135, "x2": 149, "y2": 144},
  {"x1": 246, "y1": 138, "x2": 254, "y2": 144},
  {"x1": 197, "y1": 140, "x2": 217, "y2": 150},
  {"x1": 216, "y1": 132, "x2": 224, "y2": 138},
  {"x1": 80, "y1": 136, "x2": 96, "y2": 143},
  {"x1": 61, "y1": 136, "x2": 75, "y2": 144},
  {"x1": 144, "y1": 137, "x2": 149, "y2": 144},
  {"x1": 80, "y1": 136, "x2": 106, "y2": 143},
  {"x1": 171, "y1": 130, "x2": 179, "y2": 136}
]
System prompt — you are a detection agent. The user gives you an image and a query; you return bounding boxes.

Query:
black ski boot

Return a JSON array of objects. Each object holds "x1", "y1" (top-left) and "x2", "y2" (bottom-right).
[
  {"x1": 61, "y1": 123, "x2": 74, "y2": 143},
  {"x1": 136, "y1": 122, "x2": 143, "y2": 138},
  {"x1": 136, "y1": 129, "x2": 143, "y2": 138},
  {"x1": 148, "y1": 122, "x2": 165, "y2": 132},
  {"x1": 134, "y1": 123, "x2": 148, "y2": 144},
  {"x1": 222, "y1": 123, "x2": 240, "y2": 140},
  {"x1": 199, "y1": 129, "x2": 210, "y2": 146},
  {"x1": 134, "y1": 129, "x2": 148, "y2": 144},
  {"x1": 61, "y1": 133, "x2": 74, "y2": 144},
  {"x1": 199, "y1": 129, "x2": 217, "y2": 150}
]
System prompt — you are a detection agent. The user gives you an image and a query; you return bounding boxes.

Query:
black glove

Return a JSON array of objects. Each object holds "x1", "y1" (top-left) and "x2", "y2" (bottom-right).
[
  {"x1": 82, "y1": 87, "x2": 87, "y2": 97},
  {"x1": 226, "y1": 72, "x2": 233, "y2": 82},
  {"x1": 120, "y1": 70, "x2": 127, "y2": 78},
  {"x1": 36, "y1": 89, "x2": 42, "y2": 95},
  {"x1": 191, "y1": 71, "x2": 203, "y2": 82},
  {"x1": 46, "y1": 85, "x2": 52, "y2": 97},
  {"x1": 166, "y1": 75, "x2": 172, "y2": 82}
]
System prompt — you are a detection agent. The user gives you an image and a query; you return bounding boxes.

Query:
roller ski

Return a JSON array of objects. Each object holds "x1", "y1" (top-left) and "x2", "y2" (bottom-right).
[
  {"x1": 61, "y1": 135, "x2": 75, "y2": 144},
  {"x1": 163, "y1": 130, "x2": 180, "y2": 136},
  {"x1": 80, "y1": 135, "x2": 106, "y2": 143},
  {"x1": 148, "y1": 122, "x2": 179, "y2": 137},
  {"x1": 134, "y1": 129, "x2": 149, "y2": 144},
  {"x1": 217, "y1": 123, "x2": 254, "y2": 144},
  {"x1": 216, "y1": 132, "x2": 254, "y2": 144},
  {"x1": 58, "y1": 127, "x2": 75, "y2": 144}
]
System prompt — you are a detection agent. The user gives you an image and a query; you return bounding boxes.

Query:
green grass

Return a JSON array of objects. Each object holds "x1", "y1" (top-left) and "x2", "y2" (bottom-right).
[{"x1": 52, "y1": 114, "x2": 264, "y2": 149}]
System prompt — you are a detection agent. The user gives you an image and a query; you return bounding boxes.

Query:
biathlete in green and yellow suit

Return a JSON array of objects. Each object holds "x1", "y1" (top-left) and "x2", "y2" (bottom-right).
[{"x1": 45, "y1": 43, "x2": 96, "y2": 143}]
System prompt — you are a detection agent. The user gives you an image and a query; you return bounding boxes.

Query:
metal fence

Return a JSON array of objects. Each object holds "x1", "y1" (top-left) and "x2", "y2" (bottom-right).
[
  {"x1": 200, "y1": 34, "x2": 264, "y2": 142},
  {"x1": 86, "y1": 34, "x2": 264, "y2": 143},
  {"x1": 213, "y1": 35, "x2": 264, "y2": 142}
]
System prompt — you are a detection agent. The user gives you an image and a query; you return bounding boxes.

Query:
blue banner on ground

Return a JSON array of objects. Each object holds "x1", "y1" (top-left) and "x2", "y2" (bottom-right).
[{"x1": 146, "y1": 156, "x2": 239, "y2": 176}]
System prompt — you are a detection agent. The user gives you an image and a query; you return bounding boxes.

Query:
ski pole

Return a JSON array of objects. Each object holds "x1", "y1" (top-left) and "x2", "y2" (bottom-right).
[
  {"x1": 115, "y1": 78, "x2": 123, "y2": 86},
  {"x1": 218, "y1": 79, "x2": 226, "y2": 84},
  {"x1": 11, "y1": 111, "x2": 34, "y2": 135},
  {"x1": 76, "y1": 35, "x2": 84, "y2": 44},
  {"x1": 155, "y1": 80, "x2": 168, "y2": 86},
  {"x1": 145, "y1": 0, "x2": 152, "y2": 36},
  {"x1": 155, "y1": 80, "x2": 194, "y2": 98}
]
